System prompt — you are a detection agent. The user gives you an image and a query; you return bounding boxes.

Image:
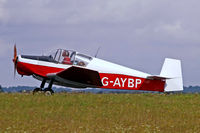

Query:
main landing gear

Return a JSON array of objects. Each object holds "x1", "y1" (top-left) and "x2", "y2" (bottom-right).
[{"x1": 33, "y1": 78, "x2": 54, "y2": 95}]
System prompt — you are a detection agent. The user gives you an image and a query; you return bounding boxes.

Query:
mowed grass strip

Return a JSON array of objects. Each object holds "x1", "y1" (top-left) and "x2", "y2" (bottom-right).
[{"x1": 0, "y1": 93, "x2": 200, "y2": 133}]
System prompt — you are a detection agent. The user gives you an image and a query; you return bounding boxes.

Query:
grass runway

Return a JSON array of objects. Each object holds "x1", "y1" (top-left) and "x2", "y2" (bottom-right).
[{"x1": 0, "y1": 93, "x2": 200, "y2": 133}]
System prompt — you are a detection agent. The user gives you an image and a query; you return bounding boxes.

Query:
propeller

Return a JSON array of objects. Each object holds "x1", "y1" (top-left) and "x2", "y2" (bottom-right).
[{"x1": 13, "y1": 44, "x2": 18, "y2": 78}]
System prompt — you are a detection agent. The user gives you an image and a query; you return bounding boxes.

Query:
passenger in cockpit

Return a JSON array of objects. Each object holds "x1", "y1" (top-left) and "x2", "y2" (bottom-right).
[{"x1": 62, "y1": 50, "x2": 72, "y2": 65}]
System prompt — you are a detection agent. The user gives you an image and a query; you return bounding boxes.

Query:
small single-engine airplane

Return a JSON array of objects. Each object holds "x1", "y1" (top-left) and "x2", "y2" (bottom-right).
[{"x1": 13, "y1": 45, "x2": 183, "y2": 95}]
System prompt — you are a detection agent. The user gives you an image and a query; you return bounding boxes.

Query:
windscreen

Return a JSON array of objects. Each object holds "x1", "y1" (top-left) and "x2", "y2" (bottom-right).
[{"x1": 73, "y1": 53, "x2": 93, "y2": 67}]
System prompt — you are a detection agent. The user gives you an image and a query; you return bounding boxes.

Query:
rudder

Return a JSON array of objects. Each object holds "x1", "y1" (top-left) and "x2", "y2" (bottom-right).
[{"x1": 160, "y1": 58, "x2": 183, "y2": 92}]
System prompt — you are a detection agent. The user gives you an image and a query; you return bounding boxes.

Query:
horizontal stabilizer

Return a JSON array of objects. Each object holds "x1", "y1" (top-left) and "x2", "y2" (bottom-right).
[{"x1": 147, "y1": 75, "x2": 171, "y2": 80}]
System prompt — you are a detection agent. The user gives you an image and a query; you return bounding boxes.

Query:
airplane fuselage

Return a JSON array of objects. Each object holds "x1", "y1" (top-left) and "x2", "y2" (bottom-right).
[{"x1": 16, "y1": 55, "x2": 165, "y2": 92}]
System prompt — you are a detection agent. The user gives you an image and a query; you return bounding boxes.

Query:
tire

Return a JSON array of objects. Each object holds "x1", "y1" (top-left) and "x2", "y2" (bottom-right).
[
  {"x1": 45, "y1": 91, "x2": 53, "y2": 96},
  {"x1": 43, "y1": 88, "x2": 54, "y2": 95},
  {"x1": 33, "y1": 88, "x2": 42, "y2": 95}
]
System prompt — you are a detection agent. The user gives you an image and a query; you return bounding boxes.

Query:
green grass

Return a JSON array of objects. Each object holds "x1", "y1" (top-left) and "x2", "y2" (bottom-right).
[{"x1": 0, "y1": 93, "x2": 200, "y2": 133}]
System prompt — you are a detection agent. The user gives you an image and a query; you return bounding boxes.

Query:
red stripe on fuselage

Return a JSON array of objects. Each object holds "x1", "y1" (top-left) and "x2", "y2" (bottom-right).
[
  {"x1": 17, "y1": 61, "x2": 165, "y2": 92},
  {"x1": 99, "y1": 73, "x2": 165, "y2": 92},
  {"x1": 17, "y1": 61, "x2": 64, "y2": 77}
]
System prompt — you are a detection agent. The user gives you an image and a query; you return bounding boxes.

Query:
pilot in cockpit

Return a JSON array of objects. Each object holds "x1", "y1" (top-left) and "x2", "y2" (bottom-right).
[{"x1": 62, "y1": 50, "x2": 72, "y2": 65}]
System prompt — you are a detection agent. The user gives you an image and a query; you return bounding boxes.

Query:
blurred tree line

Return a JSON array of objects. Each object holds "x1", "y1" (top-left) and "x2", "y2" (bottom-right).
[{"x1": 0, "y1": 85, "x2": 2, "y2": 92}]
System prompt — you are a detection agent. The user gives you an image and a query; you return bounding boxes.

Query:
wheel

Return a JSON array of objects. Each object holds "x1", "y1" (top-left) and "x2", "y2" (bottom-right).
[
  {"x1": 43, "y1": 88, "x2": 54, "y2": 95},
  {"x1": 45, "y1": 91, "x2": 53, "y2": 96},
  {"x1": 33, "y1": 88, "x2": 43, "y2": 95}
]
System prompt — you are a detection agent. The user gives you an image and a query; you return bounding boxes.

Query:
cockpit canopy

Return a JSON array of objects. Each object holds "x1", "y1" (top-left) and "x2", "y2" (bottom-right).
[{"x1": 48, "y1": 49, "x2": 93, "y2": 67}]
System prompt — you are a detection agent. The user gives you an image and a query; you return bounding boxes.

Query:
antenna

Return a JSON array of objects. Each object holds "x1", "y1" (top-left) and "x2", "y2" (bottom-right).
[{"x1": 95, "y1": 47, "x2": 101, "y2": 58}]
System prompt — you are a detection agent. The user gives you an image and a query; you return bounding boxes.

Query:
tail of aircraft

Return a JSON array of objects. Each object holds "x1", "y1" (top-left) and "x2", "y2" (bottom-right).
[{"x1": 160, "y1": 58, "x2": 183, "y2": 92}]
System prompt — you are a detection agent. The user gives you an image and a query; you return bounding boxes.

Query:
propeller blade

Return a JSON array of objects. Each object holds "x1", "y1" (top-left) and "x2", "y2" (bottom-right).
[
  {"x1": 14, "y1": 57, "x2": 18, "y2": 78},
  {"x1": 13, "y1": 45, "x2": 18, "y2": 78},
  {"x1": 13, "y1": 44, "x2": 17, "y2": 63},
  {"x1": 14, "y1": 62, "x2": 16, "y2": 78}
]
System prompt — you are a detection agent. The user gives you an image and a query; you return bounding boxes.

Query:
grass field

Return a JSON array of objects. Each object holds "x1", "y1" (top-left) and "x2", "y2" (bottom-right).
[{"x1": 0, "y1": 93, "x2": 200, "y2": 133}]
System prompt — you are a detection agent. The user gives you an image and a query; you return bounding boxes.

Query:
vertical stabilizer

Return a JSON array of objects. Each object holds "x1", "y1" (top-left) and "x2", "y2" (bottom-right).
[{"x1": 160, "y1": 58, "x2": 183, "y2": 92}]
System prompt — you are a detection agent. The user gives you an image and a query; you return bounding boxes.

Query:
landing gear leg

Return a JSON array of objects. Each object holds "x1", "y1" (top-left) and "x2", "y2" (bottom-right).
[
  {"x1": 40, "y1": 79, "x2": 46, "y2": 88},
  {"x1": 33, "y1": 79, "x2": 46, "y2": 94},
  {"x1": 44, "y1": 79, "x2": 54, "y2": 95}
]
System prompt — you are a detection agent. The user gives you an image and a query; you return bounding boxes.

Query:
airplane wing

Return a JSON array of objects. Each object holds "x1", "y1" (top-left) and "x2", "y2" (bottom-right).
[
  {"x1": 47, "y1": 66, "x2": 103, "y2": 88},
  {"x1": 147, "y1": 75, "x2": 172, "y2": 80}
]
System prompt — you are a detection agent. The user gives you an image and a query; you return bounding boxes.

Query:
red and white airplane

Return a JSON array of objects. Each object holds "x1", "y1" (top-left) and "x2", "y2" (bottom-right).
[{"x1": 13, "y1": 45, "x2": 183, "y2": 94}]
